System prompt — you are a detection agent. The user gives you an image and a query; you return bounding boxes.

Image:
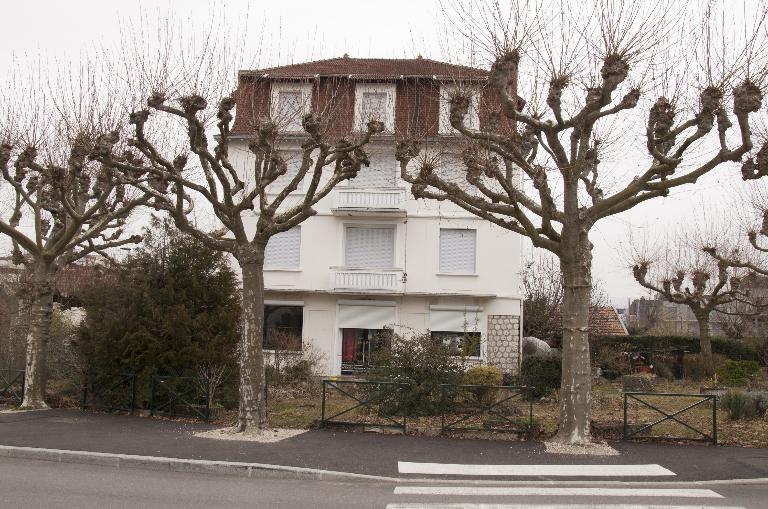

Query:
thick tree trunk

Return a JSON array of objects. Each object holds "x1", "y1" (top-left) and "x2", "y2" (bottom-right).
[
  {"x1": 554, "y1": 222, "x2": 594, "y2": 444},
  {"x1": 236, "y1": 246, "x2": 267, "y2": 432},
  {"x1": 695, "y1": 313, "x2": 715, "y2": 377},
  {"x1": 20, "y1": 261, "x2": 55, "y2": 409}
]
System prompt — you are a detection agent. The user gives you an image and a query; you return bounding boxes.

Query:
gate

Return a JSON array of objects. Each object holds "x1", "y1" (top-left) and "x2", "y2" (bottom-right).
[
  {"x1": 440, "y1": 384, "x2": 533, "y2": 434},
  {"x1": 320, "y1": 379, "x2": 410, "y2": 432},
  {"x1": 623, "y1": 392, "x2": 717, "y2": 445},
  {"x1": 81, "y1": 373, "x2": 138, "y2": 413}
]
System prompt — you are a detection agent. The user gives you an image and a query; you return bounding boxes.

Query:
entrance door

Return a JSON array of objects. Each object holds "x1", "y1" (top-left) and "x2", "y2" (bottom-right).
[{"x1": 340, "y1": 328, "x2": 392, "y2": 375}]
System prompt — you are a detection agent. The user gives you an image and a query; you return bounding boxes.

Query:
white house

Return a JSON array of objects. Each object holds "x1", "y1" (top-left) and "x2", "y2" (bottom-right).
[{"x1": 229, "y1": 56, "x2": 523, "y2": 376}]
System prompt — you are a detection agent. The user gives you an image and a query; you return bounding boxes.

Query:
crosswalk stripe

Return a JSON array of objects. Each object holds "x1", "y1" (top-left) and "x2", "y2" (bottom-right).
[
  {"x1": 385, "y1": 505, "x2": 746, "y2": 509},
  {"x1": 397, "y1": 462, "x2": 676, "y2": 477},
  {"x1": 393, "y1": 487, "x2": 722, "y2": 498}
]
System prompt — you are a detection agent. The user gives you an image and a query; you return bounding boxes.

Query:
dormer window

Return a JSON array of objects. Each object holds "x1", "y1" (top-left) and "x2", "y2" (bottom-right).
[
  {"x1": 439, "y1": 84, "x2": 479, "y2": 134},
  {"x1": 270, "y1": 82, "x2": 312, "y2": 133},
  {"x1": 354, "y1": 83, "x2": 395, "y2": 132}
]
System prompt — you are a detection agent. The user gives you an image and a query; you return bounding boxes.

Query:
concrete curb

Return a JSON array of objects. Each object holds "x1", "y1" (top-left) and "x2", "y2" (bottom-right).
[{"x1": 1, "y1": 445, "x2": 767, "y2": 487}]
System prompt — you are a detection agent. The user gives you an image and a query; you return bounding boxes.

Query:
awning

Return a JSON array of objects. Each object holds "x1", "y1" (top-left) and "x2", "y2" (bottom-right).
[{"x1": 338, "y1": 302, "x2": 397, "y2": 329}]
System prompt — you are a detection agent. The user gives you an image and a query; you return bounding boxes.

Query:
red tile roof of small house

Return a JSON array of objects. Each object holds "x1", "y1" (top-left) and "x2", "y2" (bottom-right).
[
  {"x1": 588, "y1": 306, "x2": 629, "y2": 336},
  {"x1": 240, "y1": 56, "x2": 489, "y2": 81}
]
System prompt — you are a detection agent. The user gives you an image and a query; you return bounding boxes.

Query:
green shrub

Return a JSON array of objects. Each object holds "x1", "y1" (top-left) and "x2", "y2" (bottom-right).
[
  {"x1": 520, "y1": 354, "x2": 561, "y2": 398},
  {"x1": 591, "y1": 343, "x2": 631, "y2": 379},
  {"x1": 716, "y1": 360, "x2": 761, "y2": 386},
  {"x1": 683, "y1": 353, "x2": 727, "y2": 382},
  {"x1": 463, "y1": 365, "x2": 504, "y2": 405},
  {"x1": 720, "y1": 390, "x2": 758, "y2": 420},
  {"x1": 367, "y1": 330, "x2": 463, "y2": 416},
  {"x1": 591, "y1": 335, "x2": 759, "y2": 362}
]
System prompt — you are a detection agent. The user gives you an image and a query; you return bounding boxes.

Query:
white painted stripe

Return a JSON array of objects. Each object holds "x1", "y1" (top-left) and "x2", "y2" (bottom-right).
[
  {"x1": 393, "y1": 486, "x2": 722, "y2": 498},
  {"x1": 397, "y1": 462, "x2": 676, "y2": 477},
  {"x1": 386, "y1": 505, "x2": 745, "y2": 509}
]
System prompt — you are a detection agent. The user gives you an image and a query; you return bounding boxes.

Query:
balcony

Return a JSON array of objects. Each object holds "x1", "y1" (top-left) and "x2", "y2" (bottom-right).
[
  {"x1": 331, "y1": 269, "x2": 404, "y2": 293},
  {"x1": 332, "y1": 188, "x2": 406, "y2": 216}
]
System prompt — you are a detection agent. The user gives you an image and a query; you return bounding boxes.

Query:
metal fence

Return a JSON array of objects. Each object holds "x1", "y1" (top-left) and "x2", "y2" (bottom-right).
[
  {"x1": 623, "y1": 391, "x2": 718, "y2": 445},
  {"x1": 0, "y1": 370, "x2": 25, "y2": 405},
  {"x1": 320, "y1": 379, "x2": 411, "y2": 432},
  {"x1": 440, "y1": 384, "x2": 533, "y2": 434},
  {"x1": 81, "y1": 373, "x2": 137, "y2": 413}
]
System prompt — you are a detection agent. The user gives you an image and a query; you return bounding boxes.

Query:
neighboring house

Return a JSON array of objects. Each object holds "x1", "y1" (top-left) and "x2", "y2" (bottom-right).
[
  {"x1": 589, "y1": 306, "x2": 629, "y2": 336},
  {"x1": 230, "y1": 56, "x2": 524, "y2": 376},
  {"x1": 625, "y1": 297, "x2": 725, "y2": 337}
]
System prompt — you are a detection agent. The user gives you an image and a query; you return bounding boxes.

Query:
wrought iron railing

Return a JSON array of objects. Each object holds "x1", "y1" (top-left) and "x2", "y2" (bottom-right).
[
  {"x1": 81, "y1": 372, "x2": 137, "y2": 414},
  {"x1": 440, "y1": 384, "x2": 533, "y2": 434},
  {"x1": 320, "y1": 379, "x2": 410, "y2": 432},
  {"x1": 0, "y1": 370, "x2": 25, "y2": 405},
  {"x1": 623, "y1": 392, "x2": 718, "y2": 445}
]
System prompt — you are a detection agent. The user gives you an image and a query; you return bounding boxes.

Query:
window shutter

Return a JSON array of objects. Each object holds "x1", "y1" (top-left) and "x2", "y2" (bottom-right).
[
  {"x1": 350, "y1": 152, "x2": 396, "y2": 188},
  {"x1": 345, "y1": 226, "x2": 395, "y2": 269},
  {"x1": 338, "y1": 303, "x2": 396, "y2": 329},
  {"x1": 265, "y1": 227, "x2": 301, "y2": 268},
  {"x1": 275, "y1": 90, "x2": 305, "y2": 131},
  {"x1": 439, "y1": 228, "x2": 476, "y2": 273},
  {"x1": 269, "y1": 153, "x2": 304, "y2": 192},
  {"x1": 429, "y1": 308, "x2": 482, "y2": 332}
]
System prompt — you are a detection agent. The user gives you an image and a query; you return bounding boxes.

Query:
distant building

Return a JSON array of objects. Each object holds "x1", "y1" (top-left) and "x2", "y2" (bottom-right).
[{"x1": 624, "y1": 297, "x2": 725, "y2": 337}]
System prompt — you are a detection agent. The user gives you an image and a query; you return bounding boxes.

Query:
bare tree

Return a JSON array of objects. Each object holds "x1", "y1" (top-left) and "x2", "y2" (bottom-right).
[
  {"x1": 0, "y1": 67, "x2": 151, "y2": 408},
  {"x1": 93, "y1": 86, "x2": 381, "y2": 431},
  {"x1": 521, "y1": 255, "x2": 563, "y2": 340},
  {"x1": 632, "y1": 251, "x2": 758, "y2": 375},
  {"x1": 397, "y1": 1, "x2": 768, "y2": 443}
]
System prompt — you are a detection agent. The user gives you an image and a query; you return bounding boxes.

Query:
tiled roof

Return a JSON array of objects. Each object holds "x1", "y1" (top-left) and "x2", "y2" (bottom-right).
[
  {"x1": 241, "y1": 57, "x2": 488, "y2": 80},
  {"x1": 589, "y1": 306, "x2": 629, "y2": 336}
]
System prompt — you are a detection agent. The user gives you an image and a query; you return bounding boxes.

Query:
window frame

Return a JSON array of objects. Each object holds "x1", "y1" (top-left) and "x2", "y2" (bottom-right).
[
  {"x1": 343, "y1": 224, "x2": 396, "y2": 269},
  {"x1": 353, "y1": 83, "x2": 396, "y2": 133},
  {"x1": 264, "y1": 226, "x2": 302, "y2": 270},
  {"x1": 438, "y1": 227, "x2": 477, "y2": 275},
  {"x1": 438, "y1": 84, "x2": 480, "y2": 134},
  {"x1": 270, "y1": 82, "x2": 313, "y2": 133},
  {"x1": 263, "y1": 303, "x2": 304, "y2": 351}
]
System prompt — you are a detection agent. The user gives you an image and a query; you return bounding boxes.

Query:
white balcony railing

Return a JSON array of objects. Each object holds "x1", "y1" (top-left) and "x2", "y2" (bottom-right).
[
  {"x1": 331, "y1": 269, "x2": 404, "y2": 293},
  {"x1": 334, "y1": 188, "x2": 405, "y2": 212}
]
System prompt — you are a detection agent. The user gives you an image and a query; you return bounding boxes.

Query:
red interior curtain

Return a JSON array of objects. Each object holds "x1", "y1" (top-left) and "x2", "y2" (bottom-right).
[{"x1": 341, "y1": 329, "x2": 358, "y2": 362}]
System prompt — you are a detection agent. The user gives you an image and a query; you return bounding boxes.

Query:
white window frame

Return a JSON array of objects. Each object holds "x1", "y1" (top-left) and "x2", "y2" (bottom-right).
[
  {"x1": 268, "y1": 149, "x2": 305, "y2": 194},
  {"x1": 438, "y1": 228, "x2": 477, "y2": 275},
  {"x1": 439, "y1": 84, "x2": 480, "y2": 134},
  {"x1": 354, "y1": 83, "x2": 396, "y2": 133},
  {"x1": 347, "y1": 149, "x2": 398, "y2": 189},
  {"x1": 343, "y1": 224, "x2": 396, "y2": 269},
  {"x1": 264, "y1": 226, "x2": 301, "y2": 270},
  {"x1": 429, "y1": 305, "x2": 484, "y2": 359},
  {"x1": 270, "y1": 82, "x2": 312, "y2": 133}
]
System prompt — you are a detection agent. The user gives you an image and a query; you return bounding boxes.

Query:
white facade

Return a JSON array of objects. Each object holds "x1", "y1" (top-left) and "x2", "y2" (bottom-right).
[{"x1": 229, "y1": 81, "x2": 523, "y2": 376}]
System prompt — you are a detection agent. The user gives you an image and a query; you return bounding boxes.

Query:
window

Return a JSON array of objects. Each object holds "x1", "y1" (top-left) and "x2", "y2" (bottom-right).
[
  {"x1": 344, "y1": 226, "x2": 395, "y2": 269},
  {"x1": 270, "y1": 83, "x2": 312, "y2": 132},
  {"x1": 430, "y1": 307, "x2": 482, "y2": 357},
  {"x1": 264, "y1": 305, "x2": 303, "y2": 350},
  {"x1": 354, "y1": 83, "x2": 395, "y2": 132},
  {"x1": 264, "y1": 227, "x2": 301, "y2": 269},
  {"x1": 439, "y1": 228, "x2": 476, "y2": 273},
  {"x1": 349, "y1": 151, "x2": 397, "y2": 188},
  {"x1": 439, "y1": 85, "x2": 479, "y2": 134}
]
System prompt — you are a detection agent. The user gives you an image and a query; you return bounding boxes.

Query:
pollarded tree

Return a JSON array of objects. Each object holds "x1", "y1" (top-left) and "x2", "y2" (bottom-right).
[
  {"x1": 94, "y1": 92, "x2": 382, "y2": 432},
  {"x1": 0, "y1": 137, "x2": 148, "y2": 409},
  {"x1": 397, "y1": 1, "x2": 768, "y2": 443},
  {"x1": 632, "y1": 253, "x2": 758, "y2": 375}
]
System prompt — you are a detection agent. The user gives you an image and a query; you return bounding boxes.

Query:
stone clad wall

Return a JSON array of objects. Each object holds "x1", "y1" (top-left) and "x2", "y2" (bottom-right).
[{"x1": 486, "y1": 315, "x2": 520, "y2": 374}]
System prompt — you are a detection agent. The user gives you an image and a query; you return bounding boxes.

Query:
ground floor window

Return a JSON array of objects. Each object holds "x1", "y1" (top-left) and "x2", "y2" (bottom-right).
[
  {"x1": 264, "y1": 305, "x2": 303, "y2": 350},
  {"x1": 340, "y1": 328, "x2": 392, "y2": 375},
  {"x1": 431, "y1": 330, "x2": 481, "y2": 357}
]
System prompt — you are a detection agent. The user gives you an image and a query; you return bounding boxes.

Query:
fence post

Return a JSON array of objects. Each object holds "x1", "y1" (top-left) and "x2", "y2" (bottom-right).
[
  {"x1": 129, "y1": 374, "x2": 137, "y2": 414},
  {"x1": 149, "y1": 376, "x2": 156, "y2": 416},
  {"x1": 712, "y1": 396, "x2": 718, "y2": 446},
  {"x1": 320, "y1": 380, "x2": 326, "y2": 426},
  {"x1": 623, "y1": 393, "x2": 628, "y2": 440}
]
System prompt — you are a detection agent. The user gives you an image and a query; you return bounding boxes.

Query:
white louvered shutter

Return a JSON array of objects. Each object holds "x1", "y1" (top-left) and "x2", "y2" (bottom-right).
[
  {"x1": 345, "y1": 226, "x2": 395, "y2": 269},
  {"x1": 439, "y1": 228, "x2": 476, "y2": 273},
  {"x1": 350, "y1": 151, "x2": 396, "y2": 188},
  {"x1": 265, "y1": 227, "x2": 301, "y2": 268}
]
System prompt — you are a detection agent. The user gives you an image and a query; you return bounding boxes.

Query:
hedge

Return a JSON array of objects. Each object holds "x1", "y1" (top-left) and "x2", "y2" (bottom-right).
[{"x1": 590, "y1": 335, "x2": 759, "y2": 361}]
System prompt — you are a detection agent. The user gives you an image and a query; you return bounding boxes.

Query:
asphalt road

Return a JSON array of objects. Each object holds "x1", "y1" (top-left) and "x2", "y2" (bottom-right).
[{"x1": 1, "y1": 457, "x2": 767, "y2": 509}]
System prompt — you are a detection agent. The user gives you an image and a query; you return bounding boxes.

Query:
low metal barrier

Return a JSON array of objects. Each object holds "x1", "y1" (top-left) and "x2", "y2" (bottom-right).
[
  {"x1": 320, "y1": 379, "x2": 410, "y2": 432},
  {"x1": 623, "y1": 392, "x2": 717, "y2": 445},
  {"x1": 440, "y1": 384, "x2": 533, "y2": 434},
  {"x1": 0, "y1": 370, "x2": 25, "y2": 405},
  {"x1": 81, "y1": 373, "x2": 137, "y2": 413},
  {"x1": 149, "y1": 376, "x2": 211, "y2": 421}
]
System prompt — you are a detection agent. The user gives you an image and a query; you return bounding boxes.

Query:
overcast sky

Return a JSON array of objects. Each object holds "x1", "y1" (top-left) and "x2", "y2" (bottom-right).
[{"x1": 0, "y1": 0, "x2": 762, "y2": 307}]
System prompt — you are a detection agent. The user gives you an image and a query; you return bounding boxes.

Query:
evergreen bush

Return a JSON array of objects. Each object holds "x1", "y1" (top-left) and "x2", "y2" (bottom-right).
[{"x1": 520, "y1": 354, "x2": 561, "y2": 398}]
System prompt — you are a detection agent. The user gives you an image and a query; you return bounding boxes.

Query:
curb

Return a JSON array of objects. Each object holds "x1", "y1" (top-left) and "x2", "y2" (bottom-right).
[{"x1": 1, "y1": 445, "x2": 767, "y2": 487}]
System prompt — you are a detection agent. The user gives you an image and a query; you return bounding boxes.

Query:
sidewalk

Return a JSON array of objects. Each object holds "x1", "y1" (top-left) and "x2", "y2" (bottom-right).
[{"x1": 1, "y1": 408, "x2": 767, "y2": 482}]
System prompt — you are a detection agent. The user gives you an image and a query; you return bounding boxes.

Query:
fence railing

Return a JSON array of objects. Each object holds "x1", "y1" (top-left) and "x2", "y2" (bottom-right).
[
  {"x1": 440, "y1": 384, "x2": 533, "y2": 434},
  {"x1": 623, "y1": 392, "x2": 718, "y2": 445},
  {"x1": 81, "y1": 373, "x2": 137, "y2": 414},
  {"x1": 149, "y1": 376, "x2": 213, "y2": 421},
  {"x1": 0, "y1": 370, "x2": 25, "y2": 405},
  {"x1": 320, "y1": 379, "x2": 411, "y2": 432}
]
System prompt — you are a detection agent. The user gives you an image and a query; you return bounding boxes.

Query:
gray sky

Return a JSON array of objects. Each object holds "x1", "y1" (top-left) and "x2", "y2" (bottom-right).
[{"x1": 0, "y1": 0, "x2": 762, "y2": 306}]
